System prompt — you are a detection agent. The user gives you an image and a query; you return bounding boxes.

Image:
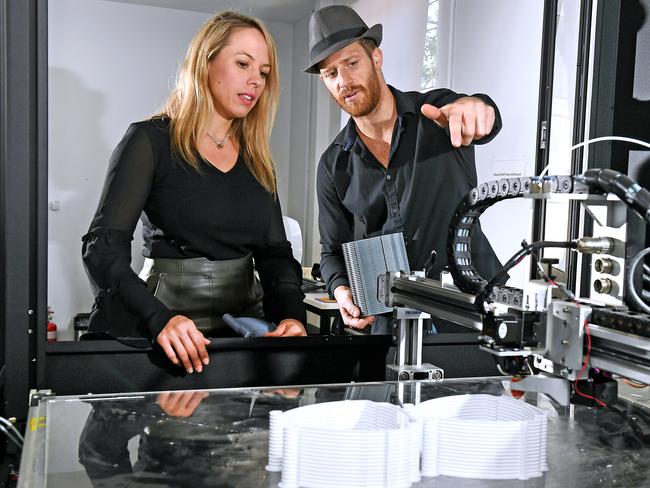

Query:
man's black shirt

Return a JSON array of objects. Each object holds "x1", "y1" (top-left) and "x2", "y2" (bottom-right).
[{"x1": 317, "y1": 86, "x2": 504, "y2": 296}]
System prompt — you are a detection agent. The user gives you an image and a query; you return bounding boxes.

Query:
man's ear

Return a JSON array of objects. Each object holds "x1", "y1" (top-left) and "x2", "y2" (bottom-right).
[{"x1": 372, "y1": 47, "x2": 383, "y2": 70}]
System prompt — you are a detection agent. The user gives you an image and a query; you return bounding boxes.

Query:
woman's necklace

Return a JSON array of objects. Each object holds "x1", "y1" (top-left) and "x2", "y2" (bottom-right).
[{"x1": 205, "y1": 129, "x2": 231, "y2": 149}]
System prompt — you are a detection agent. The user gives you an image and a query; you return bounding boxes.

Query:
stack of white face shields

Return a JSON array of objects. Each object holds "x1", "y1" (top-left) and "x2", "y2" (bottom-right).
[
  {"x1": 266, "y1": 400, "x2": 421, "y2": 488},
  {"x1": 410, "y1": 394, "x2": 548, "y2": 480},
  {"x1": 267, "y1": 394, "x2": 548, "y2": 485}
]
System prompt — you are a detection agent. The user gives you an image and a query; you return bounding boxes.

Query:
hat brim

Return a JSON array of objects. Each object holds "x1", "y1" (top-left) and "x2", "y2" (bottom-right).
[{"x1": 303, "y1": 23, "x2": 382, "y2": 74}]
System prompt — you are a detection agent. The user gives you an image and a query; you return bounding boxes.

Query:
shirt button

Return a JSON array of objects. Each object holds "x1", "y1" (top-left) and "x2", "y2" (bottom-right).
[
  {"x1": 386, "y1": 174, "x2": 392, "y2": 180},
  {"x1": 392, "y1": 208, "x2": 398, "y2": 214}
]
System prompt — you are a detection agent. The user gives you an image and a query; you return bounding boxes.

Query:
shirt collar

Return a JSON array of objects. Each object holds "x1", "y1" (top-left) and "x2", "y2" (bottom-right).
[{"x1": 333, "y1": 85, "x2": 417, "y2": 152}]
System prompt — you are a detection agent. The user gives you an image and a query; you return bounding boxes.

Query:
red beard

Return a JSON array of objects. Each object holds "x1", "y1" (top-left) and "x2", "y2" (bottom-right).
[{"x1": 334, "y1": 72, "x2": 381, "y2": 117}]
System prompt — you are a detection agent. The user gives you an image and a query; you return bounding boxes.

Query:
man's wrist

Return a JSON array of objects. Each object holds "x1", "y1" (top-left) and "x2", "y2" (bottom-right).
[
  {"x1": 327, "y1": 277, "x2": 350, "y2": 298},
  {"x1": 333, "y1": 285, "x2": 351, "y2": 301}
]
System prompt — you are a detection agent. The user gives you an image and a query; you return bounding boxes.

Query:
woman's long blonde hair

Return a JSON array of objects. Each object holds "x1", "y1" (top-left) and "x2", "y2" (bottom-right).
[{"x1": 160, "y1": 11, "x2": 279, "y2": 195}]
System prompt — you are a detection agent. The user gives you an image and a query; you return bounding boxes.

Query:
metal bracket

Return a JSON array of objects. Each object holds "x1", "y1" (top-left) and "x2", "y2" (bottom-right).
[
  {"x1": 386, "y1": 307, "x2": 444, "y2": 382},
  {"x1": 28, "y1": 389, "x2": 54, "y2": 407},
  {"x1": 386, "y1": 363, "x2": 444, "y2": 382},
  {"x1": 581, "y1": 197, "x2": 628, "y2": 229},
  {"x1": 511, "y1": 374, "x2": 571, "y2": 406},
  {"x1": 544, "y1": 301, "x2": 591, "y2": 378}
]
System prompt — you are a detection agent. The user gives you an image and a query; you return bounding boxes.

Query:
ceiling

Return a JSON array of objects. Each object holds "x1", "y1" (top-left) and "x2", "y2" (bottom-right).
[{"x1": 104, "y1": 0, "x2": 319, "y2": 23}]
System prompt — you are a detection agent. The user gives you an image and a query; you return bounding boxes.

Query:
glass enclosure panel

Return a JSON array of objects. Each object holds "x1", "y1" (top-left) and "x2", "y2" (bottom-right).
[{"x1": 20, "y1": 378, "x2": 650, "y2": 487}]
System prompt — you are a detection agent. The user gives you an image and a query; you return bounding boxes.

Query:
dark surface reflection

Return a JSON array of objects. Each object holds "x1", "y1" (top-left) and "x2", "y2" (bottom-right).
[
  {"x1": 78, "y1": 389, "x2": 303, "y2": 488},
  {"x1": 35, "y1": 380, "x2": 650, "y2": 487}
]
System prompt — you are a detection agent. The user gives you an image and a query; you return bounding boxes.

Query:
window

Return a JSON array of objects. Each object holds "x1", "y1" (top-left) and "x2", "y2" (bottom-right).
[{"x1": 421, "y1": 0, "x2": 440, "y2": 90}]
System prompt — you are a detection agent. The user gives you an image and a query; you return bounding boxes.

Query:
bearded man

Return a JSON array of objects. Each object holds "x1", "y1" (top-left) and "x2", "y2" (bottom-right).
[{"x1": 305, "y1": 5, "x2": 504, "y2": 333}]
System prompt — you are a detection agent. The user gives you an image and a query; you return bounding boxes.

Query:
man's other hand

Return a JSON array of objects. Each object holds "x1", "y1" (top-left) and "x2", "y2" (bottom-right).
[
  {"x1": 333, "y1": 285, "x2": 374, "y2": 329},
  {"x1": 421, "y1": 96, "x2": 495, "y2": 148}
]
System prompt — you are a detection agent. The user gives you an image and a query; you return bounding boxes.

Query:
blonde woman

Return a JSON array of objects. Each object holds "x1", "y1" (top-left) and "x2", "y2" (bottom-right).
[{"x1": 82, "y1": 11, "x2": 306, "y2": 375}]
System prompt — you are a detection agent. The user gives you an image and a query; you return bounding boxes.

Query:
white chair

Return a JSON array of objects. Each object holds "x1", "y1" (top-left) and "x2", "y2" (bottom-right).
[{"x1": 282, "y1": 216, "x2": 303, "y2": 264}]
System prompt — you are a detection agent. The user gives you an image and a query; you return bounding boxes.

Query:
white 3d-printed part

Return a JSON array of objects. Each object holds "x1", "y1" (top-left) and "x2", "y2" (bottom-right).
[
  {"x1": 411, "y1": 394, "x2": 548, "y2": 480},
  {"x1": 266, "y1": 400, "x2": 421, "y2": 488}
]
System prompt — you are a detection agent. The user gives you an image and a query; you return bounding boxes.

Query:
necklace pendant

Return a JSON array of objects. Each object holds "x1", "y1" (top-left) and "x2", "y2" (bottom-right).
[{"x1": 206, "y1": 130, "x2": 230, "y2": 150}]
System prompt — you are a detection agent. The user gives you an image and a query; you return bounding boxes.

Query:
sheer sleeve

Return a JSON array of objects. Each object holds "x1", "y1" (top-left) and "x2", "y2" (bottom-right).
[
  {"x1": 82, "y1": 123, "x2": 175, "y2": 338},
  {"x1": 253, "y1": 196, "x2": 306, "y2": 325}
]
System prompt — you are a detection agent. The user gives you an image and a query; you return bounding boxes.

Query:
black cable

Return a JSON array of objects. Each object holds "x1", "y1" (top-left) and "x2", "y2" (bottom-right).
[
  {"x1": 579, "y1": 169, "x2": 650, "y2": 223},
  {"x1": 627, "y1": 248, "x2": 650, "y2": 314},
  {"x1": 0, "y1": 425, "x2": 22, "y2": 450},
  {"x1": 476, "y1": 240, "x2": 577, "y2": 311},
  {"x1": 643, "y1": 273, "x2": 650, "y2": 287}
]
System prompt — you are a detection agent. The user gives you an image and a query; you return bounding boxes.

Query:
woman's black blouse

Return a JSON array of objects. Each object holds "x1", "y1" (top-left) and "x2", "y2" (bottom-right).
[{"x1": 82, "y1": 118, "x2": 306, "y2": 338}]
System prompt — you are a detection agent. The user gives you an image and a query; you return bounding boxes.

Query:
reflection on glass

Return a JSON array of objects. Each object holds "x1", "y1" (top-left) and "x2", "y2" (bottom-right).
[
  {"x1": 78, "y1": 389, "x2": 303, "y2": 488},
  {"x1": 24, "y1": 379, "x2": 650, "y2": 487},
  {"x1": 74, "y1": 381, "x2": 506, "y2": 487},
  {"x1": 155, "y1": 390, "x2": 209, "y2": 417}
]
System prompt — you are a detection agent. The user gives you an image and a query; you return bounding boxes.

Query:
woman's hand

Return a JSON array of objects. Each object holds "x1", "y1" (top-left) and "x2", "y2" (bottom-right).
[
  {"x1": 156, "y1": 315, "x2": 211, "y2": 373},
  {"x1": 265, "y1": 318, "x2": 307, "y2": 337},
  {"x1": 156, "y1": 390, "x2": 208, "y2": 417},
  {"x1": 262, "y1": 388, "x2": 302, "y2": 399}
]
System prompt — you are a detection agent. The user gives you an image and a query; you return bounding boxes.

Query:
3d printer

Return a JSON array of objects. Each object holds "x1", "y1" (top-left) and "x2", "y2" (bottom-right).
[{"x1": 379, "y1": 168, "x2": 650, "y2": 407}]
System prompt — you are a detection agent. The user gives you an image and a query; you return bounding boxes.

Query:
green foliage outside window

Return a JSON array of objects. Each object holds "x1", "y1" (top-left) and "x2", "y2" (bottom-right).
[{"x1": 421, "y1": 0, "x2": 439, "y2": 89}]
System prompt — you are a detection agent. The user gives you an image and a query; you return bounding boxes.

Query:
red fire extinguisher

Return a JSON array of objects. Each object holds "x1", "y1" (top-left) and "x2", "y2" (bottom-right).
[{"x1": 47, "y1": 306, "x2": 57, "y2": 342}]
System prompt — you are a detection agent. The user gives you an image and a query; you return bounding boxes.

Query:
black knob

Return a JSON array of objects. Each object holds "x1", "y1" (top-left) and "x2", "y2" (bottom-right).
[{"x1": 540, "y1": 258, "x2": 559, "y2": 280}]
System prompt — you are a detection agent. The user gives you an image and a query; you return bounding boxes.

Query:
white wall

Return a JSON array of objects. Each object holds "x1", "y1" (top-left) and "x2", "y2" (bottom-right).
[
  {"x1": 48, "y1": 0, "x2": 296, "y2": 337},
  {"x1": 270, "y1": 19, "x2": 294, "y2": 206},
  {"x1": 351, "y1": 0, "x2": 428, "y2": 91},
  {"x1": 339, "y1": 0, "x2": 428, "y2": 130},
  {"x1": 287, "y1": 12, "x2": 315, "y2": 262},
  {"x1": 446, "y1": 0, "x2": 545, "y2": 286}
]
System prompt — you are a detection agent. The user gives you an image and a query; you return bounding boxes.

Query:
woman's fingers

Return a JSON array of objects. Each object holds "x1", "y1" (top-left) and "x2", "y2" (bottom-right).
[
  {"x1": 157, "y1": 334, "x2": 180, "y2": 366},
  {"x1": 189, "y1": 328, "x2": 210, "y2": 366},
  {"x1": 170, "y1": 335, "x2": 193, "y2": 373},
  {"x1": 157, "y1": 315, "x2": 210, "y2": 373},
  {"x1": 178, "y1": 332, "x2": 202, "y2": 373},
  {"x1": 265, "y1": 319, "x2": 307, "y2": 337}
]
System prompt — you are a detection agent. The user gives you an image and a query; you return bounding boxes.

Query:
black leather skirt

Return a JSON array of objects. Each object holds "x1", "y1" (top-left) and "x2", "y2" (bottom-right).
[{"x1": 140, "y1": 254, "x2": 264, "y2": 337}]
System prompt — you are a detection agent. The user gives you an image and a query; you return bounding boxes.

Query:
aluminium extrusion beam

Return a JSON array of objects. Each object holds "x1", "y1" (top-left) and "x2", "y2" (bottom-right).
[
  {"x1": 588, "y1": 323, "x2": 650, "y2": 384},
  {"x1": 383, "y1": 274, "x2": 483, "y2": 331},
  {"x1": 385, "y1": 273, "x2": 650, "y2": 384}
]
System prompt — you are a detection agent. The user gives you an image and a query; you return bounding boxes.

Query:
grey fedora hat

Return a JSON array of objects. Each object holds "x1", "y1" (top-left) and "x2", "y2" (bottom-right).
[{"x1": 304, "y1": 5, "x2": 382, "y2": 74}]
